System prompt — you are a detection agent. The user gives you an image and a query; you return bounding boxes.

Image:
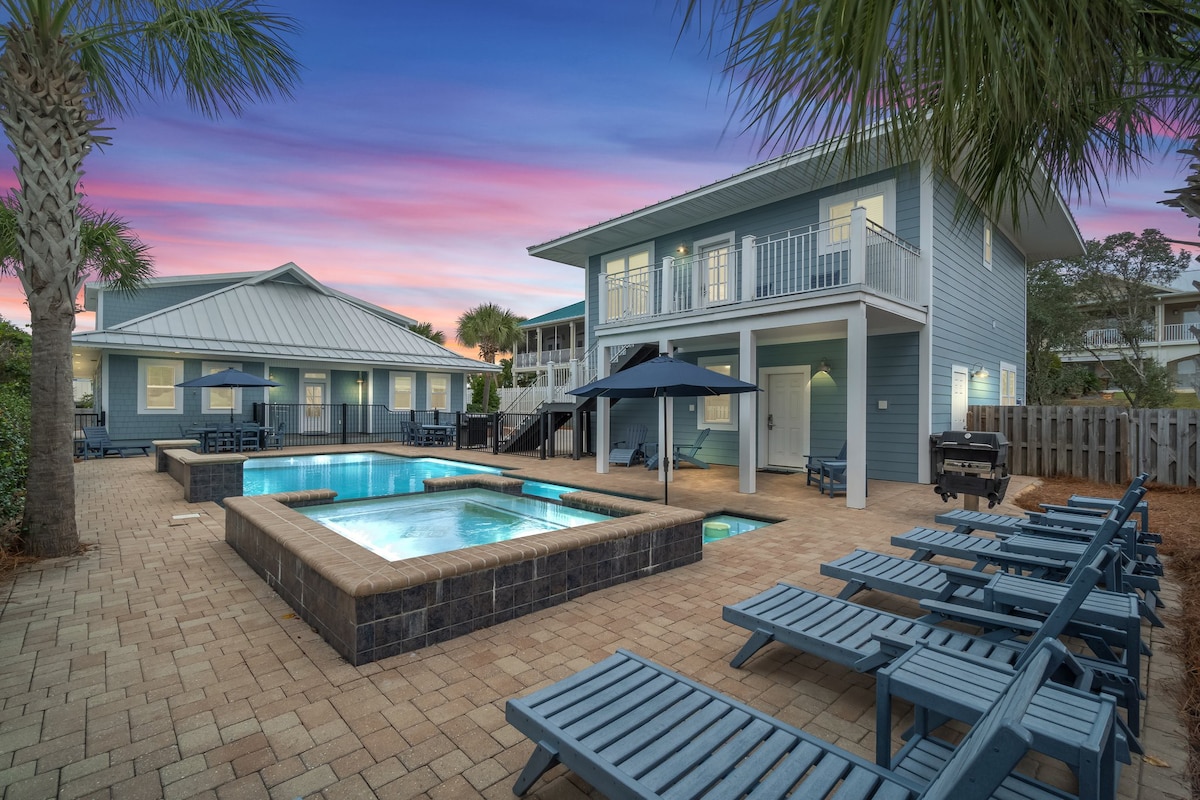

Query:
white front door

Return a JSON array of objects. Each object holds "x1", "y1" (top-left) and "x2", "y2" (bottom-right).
[
  {"x1": 700, "y1": 242, "x2": 734, "y2": 308},
  {"x1": 951, "y1": 366, "x2": 968, "y2": 430},
  {"x1": 302, "y1": 381, "x2": 328, "y2": 433},
  {"x1": 766, "y1": 369, "x2": 810, "y2": 468}
]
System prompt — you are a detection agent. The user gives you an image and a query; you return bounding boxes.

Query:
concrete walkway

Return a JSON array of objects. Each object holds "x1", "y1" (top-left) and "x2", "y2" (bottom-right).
[{"x1": 0, "y1": 446, "x2": 1187, "y2": 799}]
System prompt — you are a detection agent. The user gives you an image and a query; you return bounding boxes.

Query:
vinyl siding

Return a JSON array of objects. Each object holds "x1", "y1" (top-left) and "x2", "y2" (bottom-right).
[
  {"x1": 866, "y1": 333, "x2": 921, "y2": 481},
  {"x1": 928, "y1": 171, "x2": 1027, "y2": 430}
]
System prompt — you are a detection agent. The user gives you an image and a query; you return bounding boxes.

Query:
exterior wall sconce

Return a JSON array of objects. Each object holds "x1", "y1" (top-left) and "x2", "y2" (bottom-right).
[
  {"x1": 676, "y1": 244, "x2": 688, "y2": 255},
  {"x1": 818, "y1": 359, "x2": 832, "y2": 374},
  {"x1": 971, "y1": 363, "x2": 989, "y2": 379}
]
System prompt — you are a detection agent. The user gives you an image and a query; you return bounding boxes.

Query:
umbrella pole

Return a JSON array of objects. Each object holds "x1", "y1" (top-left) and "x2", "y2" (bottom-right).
[{"x1": 662, "y1": 396, "x2": 669, "y2": 505}]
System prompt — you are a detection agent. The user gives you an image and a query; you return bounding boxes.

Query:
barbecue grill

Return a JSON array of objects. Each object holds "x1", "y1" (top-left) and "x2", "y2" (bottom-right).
[{"x1": 932, "y1": 430, "x2": 1010, "y2": 508}]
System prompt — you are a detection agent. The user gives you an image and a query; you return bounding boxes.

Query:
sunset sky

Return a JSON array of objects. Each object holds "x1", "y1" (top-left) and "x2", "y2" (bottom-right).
[{"x1": 2, "y1": 1, "x2": 1198, "y2": 357}]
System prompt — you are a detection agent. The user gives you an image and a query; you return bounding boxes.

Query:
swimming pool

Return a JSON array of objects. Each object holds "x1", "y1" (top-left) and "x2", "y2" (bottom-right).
[
  {"x1": 243, "y1": 452, "x2": 503, "y2": 499},
  {"x1": 299, "y1": 488, "x2": 612, "y2": 561},
  {"x1": 703, "y1": 514, "x2": 774, "y2": 542}
]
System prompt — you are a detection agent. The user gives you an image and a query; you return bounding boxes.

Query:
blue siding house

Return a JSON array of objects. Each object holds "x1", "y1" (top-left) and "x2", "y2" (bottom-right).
[
  {"x1": 72, "y1": 263, "x2": 497, "y2": 445},
  {"x1": 527, "y1": 138, "x2": 1083, "y2": 507}
]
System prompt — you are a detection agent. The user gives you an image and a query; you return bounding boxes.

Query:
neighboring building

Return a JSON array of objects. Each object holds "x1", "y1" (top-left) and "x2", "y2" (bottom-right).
[
  {"x1": 1058, "y1": 282, "x2": 1200, "y2": 392},
  {"x1": 528, "y1": 135, "x2": 1084, "y2": 507},
  {"x1": 72, "y1": 263, "x2": 498, "y2": 445},
  {"x1": 512, "y1": 301, "x2": 585, "y2": 382}
]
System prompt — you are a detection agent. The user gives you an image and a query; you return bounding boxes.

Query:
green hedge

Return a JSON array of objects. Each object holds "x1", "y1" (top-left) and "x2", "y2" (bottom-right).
[{"x1": 0, "y1": 384, "x2": 30, "y2": 525}]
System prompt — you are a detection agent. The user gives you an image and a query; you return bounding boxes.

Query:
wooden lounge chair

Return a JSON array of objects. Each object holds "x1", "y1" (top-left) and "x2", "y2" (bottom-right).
[
  {"x1": 608, "y1": 424, "x2": 648, "y2": 466},
  {"x1": 81, "y1": 426, "x2": 150, "y2": 459},
  {"x1": 724, "y1": 548, "x2": 1144, "y2": 742},
  {"x1": 506, "y1": 641, "x2": 1096, "y2": 799},
  {"x1": 645, "y1": 427, "x2": 711, "y2": 469}
]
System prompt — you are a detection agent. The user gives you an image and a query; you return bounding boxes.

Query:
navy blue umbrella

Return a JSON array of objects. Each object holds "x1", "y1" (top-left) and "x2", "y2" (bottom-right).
[
  {"x1": 569, "y1": 355, "x2": 759, "y2": 503},
  {"x1": 176, "y1": 368, "x2": 280, "y2": 421}
]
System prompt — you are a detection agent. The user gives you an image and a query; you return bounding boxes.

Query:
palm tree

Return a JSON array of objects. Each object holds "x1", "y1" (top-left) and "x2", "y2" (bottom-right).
[
  {"x1": 0, "y1": 1, "x2": 299, "y2": 557},
  {"x1": 456, "y1": 303, "x2": 524, "y2": 409},
  {"x1": 678, "y1": 1, "x2": 1200, "y2": 224},
  {"x1": 408, "y1": 321, "x2": 446, "y2": 345}
]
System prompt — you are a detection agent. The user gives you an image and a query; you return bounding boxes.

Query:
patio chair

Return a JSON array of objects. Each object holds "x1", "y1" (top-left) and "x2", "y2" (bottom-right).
[
  {"x1": 212, "y1": 425, "x2": 237, "y2": 453},
  {"x1": 263, "y1": 421, "x2": 284, "y2": 450},
  {"x1": 724, "y1": 545, "x2": 1144, "y2": 744},
  {"x1": 81, "y1": 426, "x2": 150, "y2": 459},
  {"x1": 608, "y1": 424, "x2": 647, "y2": 466},
  {"x1": 238, "y1": 425, "x2": 261, "y2": 452},
  {"x1": 506, "y1": 641, "x2": 1097, "y2": 800},
  {"x1": 645, "y1": 427, "x2": 711, "y2": 469},
  {"x1": 804, "y1": 441, "x2": 846, "y2": 486}
]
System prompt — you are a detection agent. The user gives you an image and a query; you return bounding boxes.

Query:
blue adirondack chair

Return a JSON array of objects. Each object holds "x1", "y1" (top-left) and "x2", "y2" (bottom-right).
[
  {"x1": 804, "y1": 441, "x2": 846, "y2": 486},
  {"x1": 608, "y1": 424, "x2": 647, "y2": 466},
  {"x1": 505, "y1": 641, "x2": 1097, "y2": 799},
  {"x1": 645, "y1": 427, "x2": 711, "y2": 469}
]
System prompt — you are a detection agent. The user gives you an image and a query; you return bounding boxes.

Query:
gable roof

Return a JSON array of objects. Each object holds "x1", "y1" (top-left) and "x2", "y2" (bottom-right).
[
  {"x1": 74, "y1": 263, "x2": 498, "y2": 372},
  {"x1": 520, "y1": 301, "x2": 585, "y2": 328},
  {"x1": 529, "y1": 135, "x2": 1082, "y2": 266}
]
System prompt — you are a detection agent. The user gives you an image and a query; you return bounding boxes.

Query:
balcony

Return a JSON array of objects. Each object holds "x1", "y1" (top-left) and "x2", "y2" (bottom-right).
[
  {"x1": 514, "y1": 348, "x2": 575, "y2": 369},
  {"x1": 597, "y1": 208, "x2": 921, "y2": 327},
  {"x1": 1082, "y1": 323, "x2": 1197, "y2": 349}
]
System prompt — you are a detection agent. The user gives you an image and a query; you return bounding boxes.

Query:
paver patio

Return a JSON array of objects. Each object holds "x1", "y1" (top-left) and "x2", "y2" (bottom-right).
[{"x1": 0, "y1": 445, "x2": 1187, "y2": 799}]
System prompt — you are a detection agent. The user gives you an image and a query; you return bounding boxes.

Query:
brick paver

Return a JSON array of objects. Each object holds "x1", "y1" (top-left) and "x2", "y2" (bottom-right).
[{"x1": 0, "y1": 444, "x2": 1187, "y2": 798}]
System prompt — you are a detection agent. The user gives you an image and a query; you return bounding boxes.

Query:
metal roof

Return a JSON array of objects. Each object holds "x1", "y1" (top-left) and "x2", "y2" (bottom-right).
[
  {"x1": 528, "y1": 136, "x2": 1083, "y2": 266},
  {"x1": 73, "y1": 264, "x2": 498, "y2": 373},
  {"x1": 520, "y1": 301, "x2": 584, "y2": 328}
]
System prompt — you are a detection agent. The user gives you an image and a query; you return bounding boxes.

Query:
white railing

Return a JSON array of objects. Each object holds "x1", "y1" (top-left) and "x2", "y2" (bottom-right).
[
  {"x1": 514, "y1": 348, "x2": 574, "y2": 369},
  {"x1": 597, "y1": 207, "x2": 919, "y2": 325},
  {"x1": 499, "y1": 341, "x2": 632, "y2": 414},
  {"x1": 1081, "y1": 326, "x2": 1174, "y2": 348},
  {"x1": 1162, "y1": 323, "x2": 1193, "y2": 343}
]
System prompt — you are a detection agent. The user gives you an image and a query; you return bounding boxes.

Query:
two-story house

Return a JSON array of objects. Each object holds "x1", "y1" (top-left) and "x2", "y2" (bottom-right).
[
  {"x1": 528, "y1": 136, "x2": 1083, "y2": 507},
  {"x1": 72, "y1": 263, "x2": 497, "y2": 446}
]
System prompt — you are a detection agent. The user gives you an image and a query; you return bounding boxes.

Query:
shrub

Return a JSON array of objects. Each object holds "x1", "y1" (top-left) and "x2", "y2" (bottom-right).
[{"x1": 0, "y1": 384, "x2": 30, "y2": 527}]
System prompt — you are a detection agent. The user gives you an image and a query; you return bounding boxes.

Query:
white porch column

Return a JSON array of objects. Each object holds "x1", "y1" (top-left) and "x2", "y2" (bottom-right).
[
  {"x1": 659, "y1": 339, "x2": 673, "y2": 485},
  {"x1": 597, "y1": 272, "x2": 608, "y2": 326},
  {"x1": 738, "y1": 328, "x2": 757, "y2": 494},
  {"x1": 740, "y1": 235, "x2": 756, "y2": 302},
  {"x1": 849, "y1": 205, "x2": 867, "y2": 284},
  {"x1": 846, "y1": 303, "x2": 868, "y2": 508},
  {"x1": 595, "y1": 346, "x2": 611, "y2": 474},
  {"x1": 662, "y1": 256, "x2": 675, "y2": 314},
  {"x1": 569, "y1": 320, "x2": 577, "y2": 361},
  {"x1": 536, "y1": 328, "x2": 543, "y2": 367},
  {"x1": 547, "y1": 361, "x2": 557, "y2": 403}
]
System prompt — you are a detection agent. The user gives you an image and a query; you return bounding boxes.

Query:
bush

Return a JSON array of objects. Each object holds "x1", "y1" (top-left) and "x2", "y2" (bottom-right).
[{"x1": 0, "y1": 384, "x2": 30, "y2": 526}]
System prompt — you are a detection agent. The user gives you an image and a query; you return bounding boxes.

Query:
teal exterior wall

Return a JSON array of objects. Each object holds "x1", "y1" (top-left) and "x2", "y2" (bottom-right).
[{"x1": 98, "y1": 279, "x2": 240, "y2": 328}]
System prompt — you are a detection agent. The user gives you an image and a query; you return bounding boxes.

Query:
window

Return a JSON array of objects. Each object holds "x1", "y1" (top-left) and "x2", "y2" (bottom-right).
[
  {"x1": 1000, "y1": 362, "x2": 1017, "y2": 405},
  {"x1": 698, "y1": 356, "x2": 738, "y2": 431},
  {"x1": 427, "y1": 373, "x2": 450, "y2": 410},
  {"x1": 201, "y1": 361, "x2": 242, "y2": 415},
  {"x1": 983, "y1": 222, "x2": 993, "y2": 270},
  {"x1": 390, "y1": 372, "x2": 415, "y2": 411},
  {"x1": 603, "y1": 243, "x2": 653, "y2": 318},
  {"x1": 139, "y1": 359, "x2": 183, "y2": 414},
  {"x1": 694, "y1": 232, "x2": 735, "y2": 305},
  {"x1": 819, "y1": 180, "x2": 895, "y2": 248}
]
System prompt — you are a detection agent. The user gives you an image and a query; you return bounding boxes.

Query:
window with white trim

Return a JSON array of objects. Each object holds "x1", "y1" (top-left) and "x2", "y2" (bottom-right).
[
  {"x1": 603, "y1": 243, "x2": 653, "y2": 318},
  {"x1": 427, "y1": 373, "x2": 450, "y2": 410},
  {"x1": 698, "y1": 356, "x2": 738, "y2": 431},
  {"x1": 201, "y1": 361, "x2": 242, "y2": 415},
  {"x1": 139, "y1": 359, "x2": 183, "y2": 414},
  {"x1": 983, "y1": 222, "x2": 993, "y2": 270},
  {"x1": 819, "y1": 180, "x2": 895, "y2": 248},
  {"x1": 1000, "y1": 362, "x2": 1017, "y2": 405},
  {"x1": 390, "y1": 371, "x2": 415, "y2": 411}
]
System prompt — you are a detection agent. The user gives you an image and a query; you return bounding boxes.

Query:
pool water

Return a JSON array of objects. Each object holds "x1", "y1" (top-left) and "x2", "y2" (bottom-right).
[
  {"x1": 299, "y1": 488, "x2": 613, "y2": 561},
  {"x1": 520, "y1": 480, "x2": 583, "y2": 500},
  {"x1": 703, "y1": 513, "x2": 773, "y2": 542},
  {"x1": 243, "y1": 452, "x2": 503, "y2": 499}
]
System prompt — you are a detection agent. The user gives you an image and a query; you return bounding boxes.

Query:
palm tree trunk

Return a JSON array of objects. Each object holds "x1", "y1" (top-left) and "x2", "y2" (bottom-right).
[{"x1": 0, "y1": 35, "x2": 96, "y2": 556}]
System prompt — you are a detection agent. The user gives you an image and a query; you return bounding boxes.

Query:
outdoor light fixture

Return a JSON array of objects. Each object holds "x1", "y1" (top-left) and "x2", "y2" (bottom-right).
[
  {"x1": 971, "y1": 363, "x2": 990, "y2": 379},
  {"x1": 818, "y1": 359, "x2": 832, "y2": 374},
  {"x1": 677, "y1": 244, "x2": 688, "y2": 255}
]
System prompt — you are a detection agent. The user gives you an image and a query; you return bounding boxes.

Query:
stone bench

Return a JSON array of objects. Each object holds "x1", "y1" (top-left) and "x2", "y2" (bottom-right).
[{"x1": 152, "y1": 439, "x2": 201, "y2": 473}]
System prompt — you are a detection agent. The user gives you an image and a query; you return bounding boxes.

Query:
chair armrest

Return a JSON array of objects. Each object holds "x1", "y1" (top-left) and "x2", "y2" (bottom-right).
[
  {"x1": 979, "y1": 551, "x2": 1070, "y2": 573},
  {"x1": 917, "y1": 599, "x2": 1043, "y2": 633},
  {"x1": 1039, "y1": 503, "x2": 1105, "y2": 517},
  {"x1": 939, "y1": 563, "x2": 993, "y2": 588}
]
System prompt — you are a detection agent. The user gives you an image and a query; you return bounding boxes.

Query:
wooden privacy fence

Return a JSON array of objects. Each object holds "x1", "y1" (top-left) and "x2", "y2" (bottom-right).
[{"x1": 967, "y1": 405, "x2": 1199, "y2": 487}]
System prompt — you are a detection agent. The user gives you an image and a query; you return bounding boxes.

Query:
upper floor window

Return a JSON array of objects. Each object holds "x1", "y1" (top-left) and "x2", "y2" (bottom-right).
[
  {"x1": 983, "y1": 222, "x2": 993, "y2": 270},
  {"x1": 698, "y1": 356, "x2": 738, "y2": 431},
  {"x1": 427, "y1": 373, "x2": 450, "y2": 410},
  {"x1": 139, "y1": 359, "x2": 183, "y2": 414},
  {"x1": 602, "y1": 243, "x2": 654, "y2": 318},
  {"x1": 819, "y1": 180, "x2": 896, "y2": 247},
  {"x1": 1000, "y1": 362, "x2": 1017, "y2": 405}
]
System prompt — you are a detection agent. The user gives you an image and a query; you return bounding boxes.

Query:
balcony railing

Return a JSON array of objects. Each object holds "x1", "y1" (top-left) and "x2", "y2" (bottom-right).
[
  {"x1": 514, "y1": 348, "x2": 576, "y2": 369},
  {"x1": 597, "y1": 207, "x2": 920, "y2": 325},
  {"x1": 1081, "y1": 324, "x2": 1197, "y2": 348}
]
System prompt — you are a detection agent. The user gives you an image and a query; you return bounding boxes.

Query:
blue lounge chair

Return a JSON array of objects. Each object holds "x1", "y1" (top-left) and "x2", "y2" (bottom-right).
[
  {"x1": 645, "y1": 427, "x2": 711, "y2": 469},
  {"x1": 608, "y1": 424, "x2": 647, "y2": 466},
  {"x1": 506, "y1": 641, "x2": 1100, "y2": 799},
  {"x1": 81, "y1": 426, "x2": 150, "y2": 459},
  {"x1": 724, "y1": 547, "x2": 1143, "y2": 745}
]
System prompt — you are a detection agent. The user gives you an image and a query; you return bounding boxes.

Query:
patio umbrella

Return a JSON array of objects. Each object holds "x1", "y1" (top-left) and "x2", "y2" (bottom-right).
[
  {"x1": 176, "y1": 368, "x2": 280, "y2": 422},
  {"x1": 568, "y1": 354, "x2": 760, "y2": 504}
]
